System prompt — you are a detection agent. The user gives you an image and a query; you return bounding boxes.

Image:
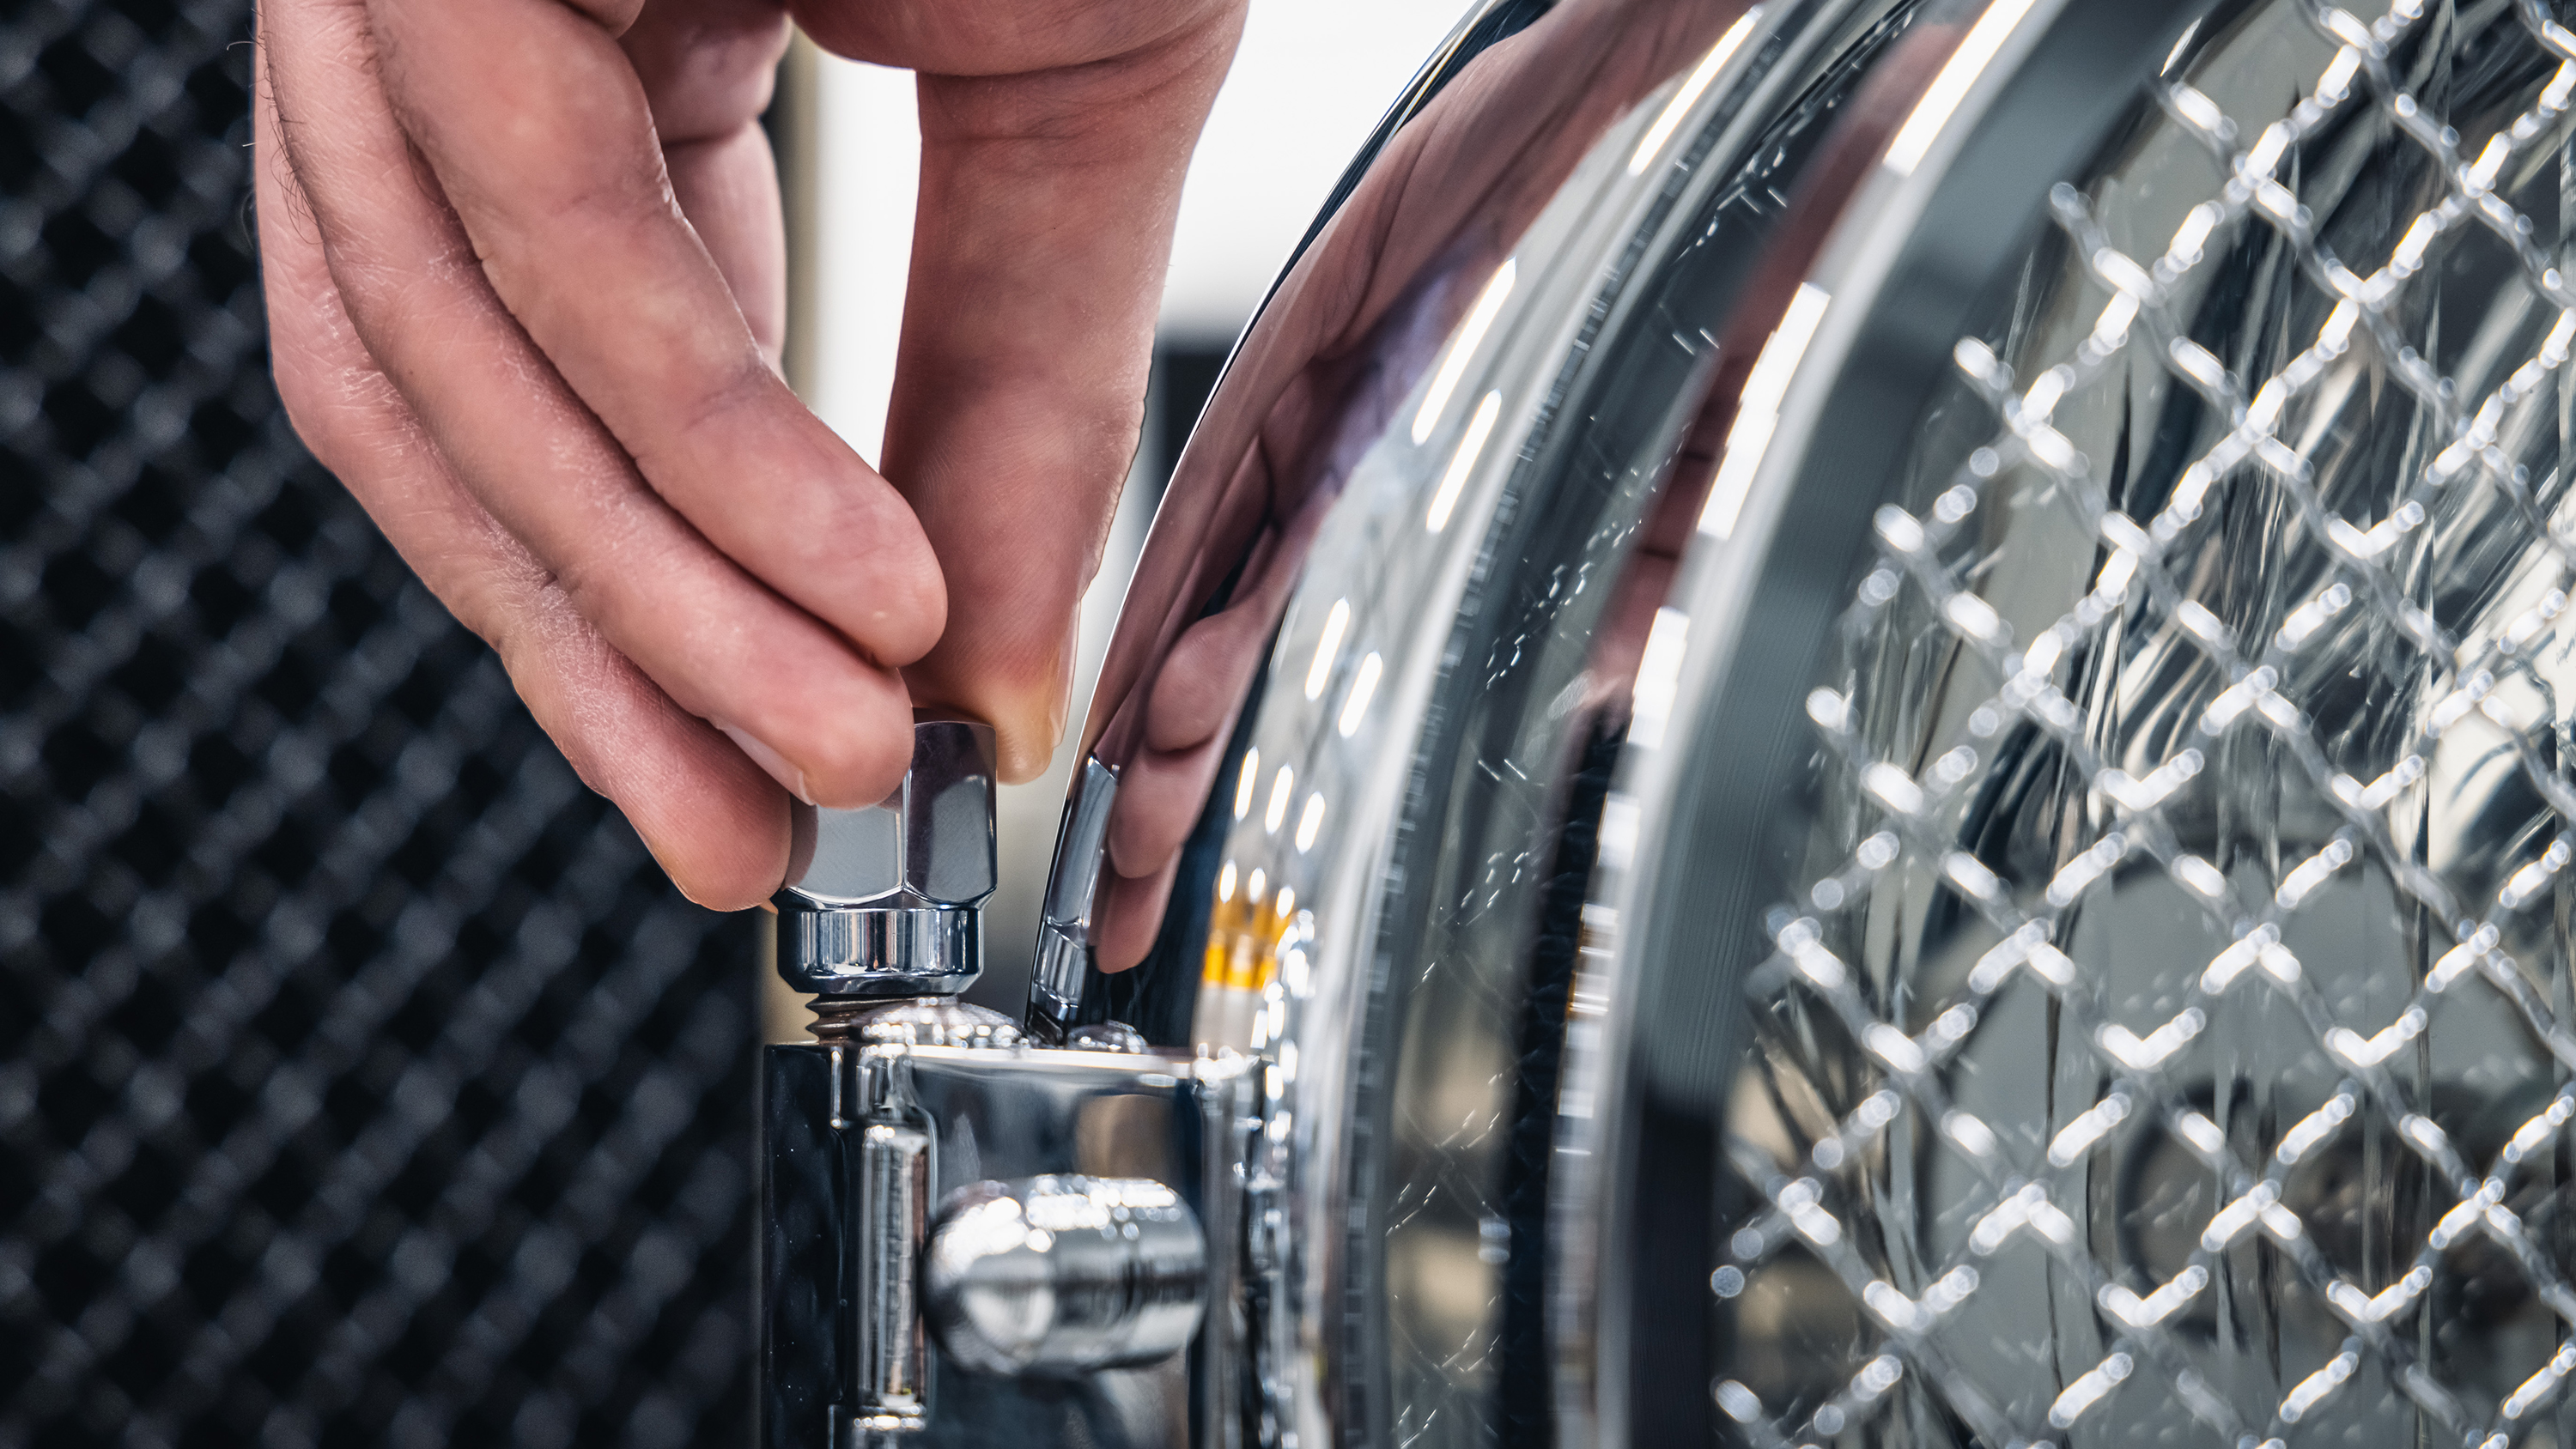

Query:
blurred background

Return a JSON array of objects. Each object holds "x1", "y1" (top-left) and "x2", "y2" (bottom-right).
[{"x1": 1, "y1": 1, "x2": 1455, "y2": 1442}]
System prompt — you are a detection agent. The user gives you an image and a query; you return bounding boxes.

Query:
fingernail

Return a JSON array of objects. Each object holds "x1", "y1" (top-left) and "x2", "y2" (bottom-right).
[{"x1": 716, "y1": 721, "x2": 815, "y2": 805}]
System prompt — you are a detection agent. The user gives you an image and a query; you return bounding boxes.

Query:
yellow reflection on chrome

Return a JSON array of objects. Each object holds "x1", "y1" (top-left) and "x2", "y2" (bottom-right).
[{"x1": 1199, "y1": 864, "x2": 1291, "y2": 1051}]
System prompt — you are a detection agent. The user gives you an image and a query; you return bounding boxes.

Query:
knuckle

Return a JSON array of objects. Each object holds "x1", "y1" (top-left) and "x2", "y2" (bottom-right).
[{"x1": 558, "y1": 0, "x2": 649, "y2": 33}]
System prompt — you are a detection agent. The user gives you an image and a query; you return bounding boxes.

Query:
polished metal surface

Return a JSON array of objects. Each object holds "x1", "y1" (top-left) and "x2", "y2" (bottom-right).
[
  {"x1": 1569, "y1": 0, "x2": 2576, "y2": 1444},
  {"x1": 854, "y1": 1064, "x2": 935, "y2": 1434},
  {"x1": 808, "y1": 995, "x2": 1026, "y2": 1049},
  {"x1": 925, "y1": 1175, "x2": 1208, "y2": 1377},
  {"x1": 778, "y1": 719, "x2": 998, "y2": 997},
  {"x1": 760, "y1": 1026, "x2": 1236, "y2": 1449},
  {"x1": 1033, "y1": 756, "x2": 1120, "y2": 1035},
  {"x1": 964, "y1": 0, "x2": 2576, "y2": 1442},
  {"x1": 787, "y1": 906, "x2": 981, "y2": 997},
  {"x1": 1066, "y1": 1021, "x2": 1151, "y2": 1054}
]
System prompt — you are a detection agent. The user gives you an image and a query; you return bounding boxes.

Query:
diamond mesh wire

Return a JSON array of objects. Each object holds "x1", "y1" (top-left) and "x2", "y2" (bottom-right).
[
  {"x1": 2, "y1": 3, "x2": 753, "y2": 1444},
  {"x1": 1714, "y1": 1, "x2": 2576, "y2": 1445}
]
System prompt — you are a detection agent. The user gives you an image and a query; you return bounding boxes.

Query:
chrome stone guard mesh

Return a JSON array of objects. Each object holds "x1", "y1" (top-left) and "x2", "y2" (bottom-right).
[{"x1": 1715, "y1": 3, "x2": 2576, "y2": 1446}]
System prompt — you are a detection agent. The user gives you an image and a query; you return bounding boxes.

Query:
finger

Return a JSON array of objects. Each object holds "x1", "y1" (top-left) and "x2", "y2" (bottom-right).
[
  {"x1": 666, "y1": 124, "x2": 787, "y2": 366},
  {"x1": 263, "y1": 0, "x2": 914, "y2": 807},
  {"x1": 623, "y1": 0, "x2": 789, "y2": 361},
  {"x1": 255, "y1": 42, "x2": 790, "y2": 907},
  {"x1": 366, "y1": 0, "x2": 945, "y2": 670},
  {"x1": 802, "y1": 0, "x2": 1247, "y2": 781}
]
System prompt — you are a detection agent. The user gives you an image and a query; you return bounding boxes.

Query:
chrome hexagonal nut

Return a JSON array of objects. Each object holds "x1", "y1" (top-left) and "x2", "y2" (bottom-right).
[
  {"x1": 776, "y1": 719, "x2": 997, "y2": 997},
  {"x1": 897, "y1": 720, "x2": 998, "y2": 907}
]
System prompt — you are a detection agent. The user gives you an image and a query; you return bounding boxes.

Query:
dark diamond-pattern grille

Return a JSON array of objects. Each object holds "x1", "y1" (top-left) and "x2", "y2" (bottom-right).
[{"x1": 2, "y1": 2, "x2": 755, "y2": 1444}]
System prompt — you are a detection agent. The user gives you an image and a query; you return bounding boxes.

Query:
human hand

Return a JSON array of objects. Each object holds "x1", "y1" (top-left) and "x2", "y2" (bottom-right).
[{"x1": 255, "y1": 0, "x2": 1242, "y2": 910}]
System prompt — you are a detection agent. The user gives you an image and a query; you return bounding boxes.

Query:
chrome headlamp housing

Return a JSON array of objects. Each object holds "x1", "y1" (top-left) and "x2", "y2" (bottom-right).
[{"x1": 1024, "y1": 1, "x2": 2007, "y2": 1443}]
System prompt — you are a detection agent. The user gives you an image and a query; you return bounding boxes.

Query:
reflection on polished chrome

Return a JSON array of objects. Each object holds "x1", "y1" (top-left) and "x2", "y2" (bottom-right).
[
  {"x1": 1019, "y1": 0, "x2": 2156, "y2": 1443},
  {"x1": 925, "y1": 1176, "x2": 1208, "y2": 1377},
  {"x1": 785, "y1": 906, "x2": 980, "y2": 997},
  {"x1": 1065, "y1": 1020, "x2": 1150, "y2": 1054},
  {"x1": 761, "y1": 993, "x2": 1236, "y2": 1449},
  {"x1": 775, "y1": 719, "x2": 997, "y2": 998},
  {"x1": 1204, "y1": 6, "x2": 1994, "y2": 1444},
  {"x1": 1574, "y1": 0, "x2": 2576, "y2": 1445},
  {"x1": 809, "y1": 994, "x2": 1024, "y2": 1050},
  {"x1": 1031, "y1": 756, "x2": 1119, "y2": 1038},
  {"x1": 853, "y1": 1052, "x2": 935, "y2": 1434}
]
